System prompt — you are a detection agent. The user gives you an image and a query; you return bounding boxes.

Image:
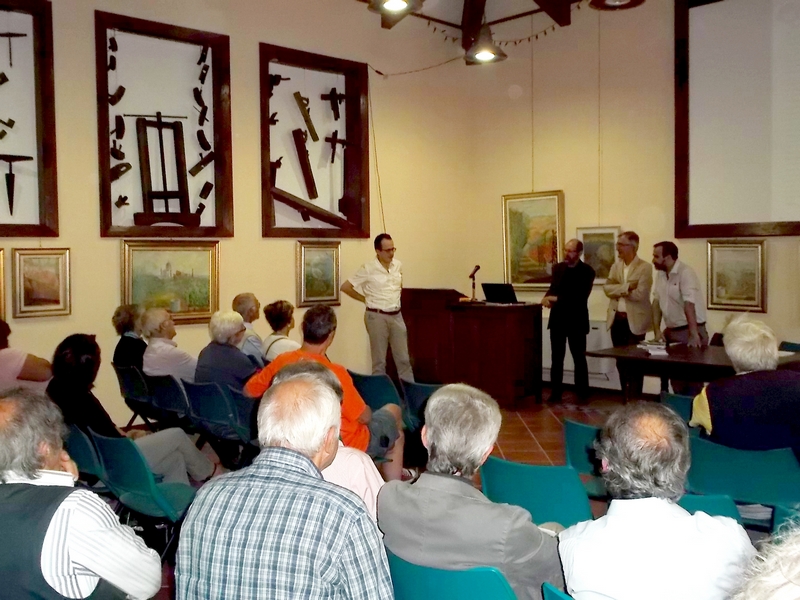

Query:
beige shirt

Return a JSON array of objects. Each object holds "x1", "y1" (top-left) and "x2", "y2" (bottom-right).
[
  {"x1": 347, "y1": 257, "x2": 403, "y2": 311},
  {"x1": 322, "y1": 442, "x2": 384, "y2": 521},
  {"x1": 653, "y1": 259, "x2": 707, "y2": 329},
  {"x1": 143, "y1": 337, "x2": 197, "y2": 383}
]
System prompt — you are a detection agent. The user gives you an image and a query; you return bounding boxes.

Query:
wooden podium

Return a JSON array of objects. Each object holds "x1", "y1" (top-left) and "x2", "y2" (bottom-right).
[{"x1": 401, "y1": 288, "x2": 542, "y2": 408}]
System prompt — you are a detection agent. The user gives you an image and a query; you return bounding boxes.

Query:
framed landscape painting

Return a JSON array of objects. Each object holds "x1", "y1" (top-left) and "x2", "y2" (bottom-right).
[
  {"x1": 707, "y1": 239, "x2": 766, "y2": 312},
  {"x1": 503, "y1": 191, "x2": 564, "y2": 290},
  {"x1": 577, "y1": 226, "x2": 620, "y2": 285},
  {"x1": 297, "y1": 241, "x2": 340, "y2": 307},
  {"x1": 12, "y1": 248, "x2": 70, "y2": 318},
  {"x1": 122, "y1": 240, "x2": 219, "y2": 324}
]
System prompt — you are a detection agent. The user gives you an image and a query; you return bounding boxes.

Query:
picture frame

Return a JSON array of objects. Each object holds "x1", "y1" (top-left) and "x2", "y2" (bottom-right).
[
  {"x1": 707, "y1": 239, "x2": 766, "y2": 313},
  {"x1": 0, "y1": 249, "x2": 5, "y2": 319},
  {"x1": 296, "y1": 241, "x2": 340, "y2": 307},
  {"x1": 121, "y1": 240, "x2": 219, "y2": 324},
  {"x1": 576, "y1": 226, "x2": 621, "y2": 285},
  {"x1": 95, "y1": 11, "x2": 233, "y2": 238},
  {"x1": 12, "y1": 248, "x2": 70, "y2": 318},
  {"x1": 0, "y1": 0, "x2": 59, "y2": 237},
  {"x1": 502, "y1": 191, "x2": 565, "y2": 290}
]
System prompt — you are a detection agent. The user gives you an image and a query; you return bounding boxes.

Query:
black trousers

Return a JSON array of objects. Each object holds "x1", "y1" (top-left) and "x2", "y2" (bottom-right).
[
  {"x1": 550, "y1": 326, "x2": 589, "y2": 400},
  {"x1": 610, "y1": 314, "x2": 646, "y2": 398}
]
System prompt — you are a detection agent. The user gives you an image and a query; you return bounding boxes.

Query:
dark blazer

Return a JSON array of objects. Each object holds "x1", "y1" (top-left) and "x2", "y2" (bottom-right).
[
  {"x1": 113, "y1": 335, "x2": 147, "y2": 370},
  {"x1": 545, "y1": 260, "x2": 595, "y2": 333}
]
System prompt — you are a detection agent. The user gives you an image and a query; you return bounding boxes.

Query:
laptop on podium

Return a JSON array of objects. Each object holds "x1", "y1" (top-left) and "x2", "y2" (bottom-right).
[{"x1": 481, "y1": 283, "x2": 521, "y2": 304}]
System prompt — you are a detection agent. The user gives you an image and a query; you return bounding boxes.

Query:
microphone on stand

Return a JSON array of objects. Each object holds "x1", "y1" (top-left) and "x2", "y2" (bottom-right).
[
  {"x1": 469, "y1": 265, "x2": 480, "y2": 301},
  {"x1": 469, "y1": 265, "x2": 481, "y2": 279}
]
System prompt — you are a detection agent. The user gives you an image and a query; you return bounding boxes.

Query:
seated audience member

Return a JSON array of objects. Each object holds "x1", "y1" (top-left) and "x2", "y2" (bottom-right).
[
  {"x1": 141, "y1": 308, "x2": 197, "y2": 382},
  {"x1": 559, "y1": 402, "x2": 755, "y2": 600},
  {"x1": 245, "y1": 305, "x2": 406, "y2": 480},
  {"x1": 111, "y1": 303, "x2": 147, "y2": 370},
  {"x1": 378, "y1": 384, "x2": 564, "y2": 600},
  {"x1": 732, "y1": 526, "x2": 800, "y2": 600},
  {"x1": 47, "y1": 334, "x2": 215, "y2": 485},
  {"x1": 261, "y1": 299, "x2": 301, "y2": 363},
  {"x1": 689, "y1": 314, "x2": 800, "y2": 458},
  {"x1": 0, "y1": 388, "x2": 160, "y2": 599},
  {"x1": 232, "y1": 293, "x2": 264, "y2": 367},
  {"x1": 271, "y1": 361, "x2": 385, "y2": 520},
  {"x1": 176, "y1": 370, "x2": 392, "y2": 599},
  {"x1": 0, "y1": 318, "x2": 52, "y2": 388},
  {"x1": 196, "y1": 310, "x2": 258, "y2": 392}
]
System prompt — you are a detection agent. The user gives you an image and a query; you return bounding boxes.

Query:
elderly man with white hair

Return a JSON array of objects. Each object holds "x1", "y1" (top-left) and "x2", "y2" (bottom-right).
[
  {"x1": 559, "y1": 402, "x2": 754, "y2": 600},
  {"x1": 377, "y1": 383, "x2": 564, "y2": 600},
  {"x1": 732, "y1": 525, "x2": 800, "y2": 600},
  {"x1": 196, "y1": 310, "x2": 258, "y2": 391},
  {"x1": 176, "y1": 368, "x2": 393, "y2": 600},
  {"x1": 232, "y1": 293, "x2": 264, "y2": 367},
  {"x1": 141, "y1": 307, "x2": 197, "y2": 383},
  {"x1": 689, "y1": 314, "x2": 800, "y2": 459}
]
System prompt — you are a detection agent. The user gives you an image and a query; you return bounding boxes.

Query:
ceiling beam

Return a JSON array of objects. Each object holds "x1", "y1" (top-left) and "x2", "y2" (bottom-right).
[
  {"x1": 461, "y1": 0, "x2": 487, "y2": 51},
  {"x1": 535, "y1": 0, "x2": 571, "y2": 27}
]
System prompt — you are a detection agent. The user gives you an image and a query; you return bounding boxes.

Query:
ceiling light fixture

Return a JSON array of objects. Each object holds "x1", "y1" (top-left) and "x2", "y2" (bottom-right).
[
  {"x1": 465, "y1": 24, "x2": 507, "y2": 65},
  {"x1": 588, "y1": 0, "x2": 645, "y2": 11},
  {"x1": 367, "y1": 0, "x2": 422, "y2": 14}
]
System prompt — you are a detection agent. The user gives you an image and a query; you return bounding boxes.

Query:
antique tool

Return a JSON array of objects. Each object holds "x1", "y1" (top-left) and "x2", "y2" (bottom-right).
[
  {"x1": 0, "y1": 131, "x2": 5, "y2": 140},
  {"x1": 108, "y1": 85, "x2": 126, "y2": 106},
  {"x1": 197, "y1": 130, "x2": 211, "y2": 151},
  {"x1": 0, "y1": 73, "x2": 8, "y2": 86},
  {"x1": 114, "y1": 195, "x2": 128, "y2": 208},
  {"x1": 268, "y1": 112, "x2": 279, "y2": 126},
  {"x1": 0, "y1": 32, "x2": 27, "y2": 68},
  {"x1": 110, "y1": 140, "x2": 125, "y2": 161},
  {"x1": 108, "y1": 55, "x2": 116, "y2": 71},
  {"x1": 193, "y1": 87, "x2": 206, "y2": 108},
  {"x1": 291, "y1": 129, "x2": 317, "y2": 199},
  {"x1": 324, "y1": 130, "x2": 349, "y2": 164},
  {"x1": 199, "y1": 64, "x2": 209, "y2": 84},
  {"x1": 197, "y1": 105, "x2": 208, "y2": 126},
  {"x1": 268, "y1": 74, "x2": 290, "y2": 97},
  {"x1": 269, "y1": 156, "x2": 282, "y2": 188},
  {"x1": 110, "y1": 162, "x2": 132, "y2": 182},
  {"x1": 321, "y1": 88, "x2": 346, "y2": 121},
  {"x1": 110, "y1": 115, "x2": 125, "y2": 139},
  {"x1": 0, "y1": 118, "x2": 14, "y2": 130},
  {"x1": 195, "y1": 203, "x2": 206, "y2": 215},
  {"x1": 108, "y1": 36, "x2": 118, "y2": 52},
  {"x1": 199, "y1": 181, "x2": 213, "y2": 199},
  {"x1": 197, "y1": 45, "x2": 209, "y2": 65},
  {"x1": 293, "y1": 92, "x2": 319, "y2": 141},
  {"x1": 188, "y1": 151, "x2": 215, "y2": 177},
  {"x1": 0, "y1": 154, "x2": 33, "y2": 215}
]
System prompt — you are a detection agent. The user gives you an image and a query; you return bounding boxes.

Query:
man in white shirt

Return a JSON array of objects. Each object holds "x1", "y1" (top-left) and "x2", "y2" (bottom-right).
[
  {"x1": 232, "y1": 293, "x2": 265, "y2": 367},
  {"x1": 0, "y1": 387, "x2": 161, "y2": 599},
  {"x1": 141, "y1": 307, "x2": 197, "y2": 383},
  {"x1": 559, "y1": 402, "x2": 754, "y2": 600},
  {"x1": 341, "y1": 233, "x2": 414, "y2": 382}
]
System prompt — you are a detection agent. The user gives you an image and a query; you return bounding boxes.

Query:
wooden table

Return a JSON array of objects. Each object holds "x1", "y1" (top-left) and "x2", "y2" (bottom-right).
[{"x1": 586, "y1": 345, "x2": 800, "y2": 402}]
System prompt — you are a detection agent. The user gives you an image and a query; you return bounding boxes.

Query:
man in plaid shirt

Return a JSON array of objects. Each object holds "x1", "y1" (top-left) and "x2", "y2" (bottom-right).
[{"x1": 176, "y1": 367, "x2": 394, "y2": 600}]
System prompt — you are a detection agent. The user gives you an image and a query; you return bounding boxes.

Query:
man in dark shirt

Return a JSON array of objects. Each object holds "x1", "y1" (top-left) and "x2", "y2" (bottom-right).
[
  {"x1": 542, "y1": 239, "x2": 596, "y2": 404},
  {"x1": 195, "y1": 311, "x2": 258, "y2": 392}
]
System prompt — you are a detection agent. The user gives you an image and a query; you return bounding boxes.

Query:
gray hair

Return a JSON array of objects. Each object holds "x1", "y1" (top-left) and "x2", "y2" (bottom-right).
[
  {"x1": 596, "y1": 402, "x2": 690, "y2": 501},
  {"x1": 424, "y1": 383, "x2": 501, "y2": 478},
  {"x1": 619, "y1": 231, "x2": 639, "y2": 250},
  {"x1": 257, "y1": 375, "x2": 341, "y2": 458},
  {"x1": 208, "y1": 310, "x2": 245, "y2": 345},
  {"x1": 140, "y1": 307, "x2": 170, "y2": 339},
  {"x1": 232, "y1": 293, "x2": 258, "y2": 319},
  {"x1": 271, "y1": 360, "x2": 343, "y2": 402},
  {"x1": 732, "y1": 526, "x2": 800, "y2": 600},
  {"x1": 0, "y1": 388, "x2": 66, "y2": 482},
  {"x1": 723, "y1": 314, "x2": 779, "y2": 373}
]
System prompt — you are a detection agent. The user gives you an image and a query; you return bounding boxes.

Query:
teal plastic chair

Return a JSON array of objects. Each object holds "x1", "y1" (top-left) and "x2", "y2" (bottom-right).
[
  {"x1": 183, "y1": 380, "x2": 240, "y2": 442},
  {"x1": 66, "y1": 425, "x2": 105, "y2": 480},
  {"x1": 779, "y1": 341, "x2": 800, "y2": 353},
  {"x1": 399, "y1": 379, "x2": 441, "y2": 429},
  {"x1": 687, "y1": 437, "x2": 800, "y2": 509},
  {"x1": 481, "y1": 456, "x2": 592, "y2": 528},
  {"x1": 677, "y1": 493, "x2": 742, "y2": 523},
  {"x1": 89, "y1": 429, "x2": 196, "y2": 559},
  {"x1": 147, "y1": 374, "x2": 191, "y2": 419},
  {"x1": 661, "y1": 392, "x2": 694, "y2": 423},
  {"x1": 348, "y1": 370, "x2": 415, "y2": 430},
  {"x1": 227, "y1": 386, "x2": 259, "y2": 443},
  {"x1": 772, "y1": 504, "x2": 800, "y2": 533},
  {"x1": 386, "y1": 549, "x2": 516, "y2": 600},
  {"x1": 112, "y1": 364, "x2": 159, "y2": 430},
  {"x1": 543, "y1": 582, "x2": 573, "y2": 600},
  {"x1": 563, "y1": 420, "x2": 606, "y2": 498}
]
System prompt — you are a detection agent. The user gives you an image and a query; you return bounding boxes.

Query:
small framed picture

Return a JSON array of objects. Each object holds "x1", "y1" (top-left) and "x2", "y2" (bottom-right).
[
  {"x1": 296, "y1": 241, "x2": 340, "y2": 307},
  {"x1": 121, "y1": 240, "x2": 219, "y2": 324},
  {"x1": 12, "y1": 248, "x2": 70, "y2": 318},
  {"x1": 707, "y1": 239, "x2": 766, "y2": 313},
  {"x1": 576, "y1": 226, "x2": 621, "y2": 285}
]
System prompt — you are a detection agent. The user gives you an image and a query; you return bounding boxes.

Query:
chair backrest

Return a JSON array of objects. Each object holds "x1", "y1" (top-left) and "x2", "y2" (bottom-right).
[
  {"x1": 481, "y1": 457, "x2": 592, "y2": 528},
  {"x1": 112, "y1": 364, "x2": 152, "y2": 404},
  {"x1": 65, "y1": 424, "x2": 105, "y2": 480},
  {"x1": 772, "y1": 504, "x2": 800, "y2": 533},
  {"x1": 543, "y1": 582, "x2": 573, "y2": 600},
  {"x1": 89, "y1": 429, "x2": 188, "y2": 521},
  {"x1": 677, "y1": 493, "x2": 742, "y2": 523},
  {"x1": 227, "y1": 385, "x2": 258, "y2": 443},
  {"x1": 687, "y1": 437, "x2": 800, "y2": 507},
  {"x1": 660, "y1": 392, "x2": 694, "y2": 424},
  {"x1": 182, "y1": 380, "x2": 239, "y2": 440},
  {"x1": 348, "y1": 370, "x2": 403, "y2": 411},
  {"x1": 147, "y1": 374, "x2": 191, "y2": 416},
  {"x1": 386, "y1": 549, "x2": 516, "y2": 600},
  {"x1": 563, "y1": 419, "x2": 600, "y2": 476},
  {"x1": 779, "y1": 341, "x2": 800, "y2": 353}
]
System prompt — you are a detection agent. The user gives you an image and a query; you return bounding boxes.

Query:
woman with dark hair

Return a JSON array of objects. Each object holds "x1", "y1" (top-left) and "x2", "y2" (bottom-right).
[
  {"x1": 47, "y1": 334, "x2": 216, "y2": 485},
  {"x1": 261, "y1": 300, "x2": 300, "y2": 363},
  {"x1": 111, "y1": 304, "x2": 147, "y2": 370}
]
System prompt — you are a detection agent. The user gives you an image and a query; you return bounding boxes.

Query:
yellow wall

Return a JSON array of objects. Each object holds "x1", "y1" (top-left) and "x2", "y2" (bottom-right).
[{"x1": 9, "y1": 0, "x2": 800, "y2": 423}]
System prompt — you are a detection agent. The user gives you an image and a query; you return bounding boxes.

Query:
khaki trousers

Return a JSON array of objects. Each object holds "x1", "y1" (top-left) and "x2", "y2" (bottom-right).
[{"x1": 364, "y1": 311, "x2": 414, "y2": 382}]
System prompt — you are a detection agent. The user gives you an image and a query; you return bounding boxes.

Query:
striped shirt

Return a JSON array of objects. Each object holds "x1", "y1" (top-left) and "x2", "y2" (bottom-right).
[
  {"x1": 176, "y1": 447, "x2": 394, "y2": 600},
  {"x1": 1, "y1": 470, "x2": 161, "y2": 599}
]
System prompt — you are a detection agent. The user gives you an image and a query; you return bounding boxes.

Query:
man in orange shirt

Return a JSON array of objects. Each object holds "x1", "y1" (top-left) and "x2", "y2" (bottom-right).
[{"x1": 245, "y1": 305, "x2": 405, "y2": 480}]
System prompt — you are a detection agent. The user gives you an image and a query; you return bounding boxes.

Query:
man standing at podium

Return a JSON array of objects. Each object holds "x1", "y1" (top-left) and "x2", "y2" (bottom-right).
[
  {"x1": 341, "y1": 233, "x2": 415, "y2": 382},
  {"x1": 542, "y1": 239, "x2": 595, "y2": 404}
]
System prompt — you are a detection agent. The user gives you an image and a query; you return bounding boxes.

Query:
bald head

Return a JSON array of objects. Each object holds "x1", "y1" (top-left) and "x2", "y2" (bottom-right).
[
  {"x1": 564, "y1": 238, "x2": 583, "y2": 266},
  {"x1": 232, "y1": 293, "x2": 260, "y2": 323}
]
